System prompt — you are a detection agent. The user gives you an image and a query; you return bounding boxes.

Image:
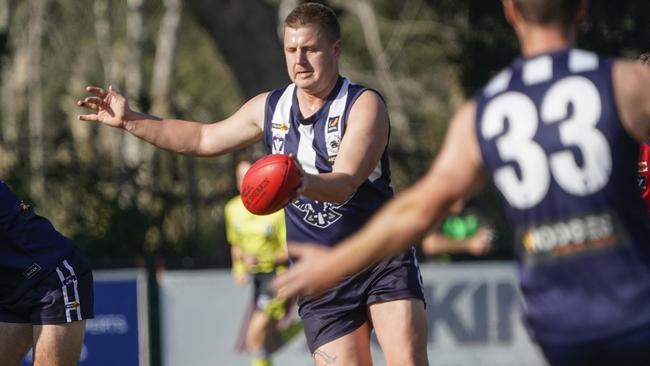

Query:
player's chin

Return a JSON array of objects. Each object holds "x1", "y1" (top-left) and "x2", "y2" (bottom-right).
[{"x1": 293, "y1": 73, "x2": 316, "y2": 85}]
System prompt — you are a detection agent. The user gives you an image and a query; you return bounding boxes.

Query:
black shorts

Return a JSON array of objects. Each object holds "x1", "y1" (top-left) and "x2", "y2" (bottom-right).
[
  {"x1": 252, "y1": 272, "x2": 277, "y2": 312},
  {"x1": 298, "y1": 247, "x2": 424, "y2": 353},
  {"x1": 0, "y1": 248, "x2": 94, "y2": 324}
]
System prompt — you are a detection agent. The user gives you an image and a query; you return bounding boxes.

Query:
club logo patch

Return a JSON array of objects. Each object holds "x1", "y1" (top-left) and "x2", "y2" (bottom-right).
[
  {"x1": 272, "y1": 135, "x2": 285, "y2": 153},
  {"x1": 292, "y1": 199, "x2": 344, "y2": 228}
]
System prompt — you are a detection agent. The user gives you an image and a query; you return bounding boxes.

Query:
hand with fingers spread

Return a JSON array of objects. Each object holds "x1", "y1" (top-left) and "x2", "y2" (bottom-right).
[
  {"x1": 272, "y1": 243, "x2": 338, "y2": 299},
  {"x1": 77, "y1": 85, "x2": 131, "y2": 128}
]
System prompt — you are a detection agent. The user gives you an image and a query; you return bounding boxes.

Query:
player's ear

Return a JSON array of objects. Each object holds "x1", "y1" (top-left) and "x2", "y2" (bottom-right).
[
  {"x1": 502, "y1": 0, "x2": 518, "y2": 26},
  {"x1": 333, "y1": 39, "x2": 342, "y2": 59}
]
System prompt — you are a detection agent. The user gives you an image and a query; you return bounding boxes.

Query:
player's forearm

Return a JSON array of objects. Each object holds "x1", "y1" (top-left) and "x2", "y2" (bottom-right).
[
  {"x1": 123, "y1": 111, "x2": 210, "y2": 156},
  {"x1": 422, "y1": 235, "x2": 465, "y2": 255},
  {"x1": 274, "y1": 251, "x2": 289, "y2": 265},
  {"x1": 301, "y1": 172, "x2": 358, "y2": 203},
  {"x1": 329, "y1": 181, "x2": 449, "y2": 277}
]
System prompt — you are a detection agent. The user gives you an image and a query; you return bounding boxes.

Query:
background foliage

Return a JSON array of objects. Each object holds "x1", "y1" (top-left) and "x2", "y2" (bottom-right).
[{"x1": 1, "y1": 0, "x2": 649, "y2": 268}]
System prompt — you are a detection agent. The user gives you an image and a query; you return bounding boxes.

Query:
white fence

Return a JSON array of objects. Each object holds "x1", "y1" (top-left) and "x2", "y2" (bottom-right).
[{"x1": 160, "y1": 262, "x2": 548, "y2": 366}]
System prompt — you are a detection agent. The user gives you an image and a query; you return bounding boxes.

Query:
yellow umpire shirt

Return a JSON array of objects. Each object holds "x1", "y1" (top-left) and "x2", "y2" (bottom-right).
[{"x1": 224, "y1": 195, "x2": 287, "y2": 275}]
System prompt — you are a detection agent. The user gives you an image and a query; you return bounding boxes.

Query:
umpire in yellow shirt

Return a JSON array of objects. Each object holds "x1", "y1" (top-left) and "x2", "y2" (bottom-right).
[{"x1": 225, "y1": 160, "x2": 302, "y2": 366}]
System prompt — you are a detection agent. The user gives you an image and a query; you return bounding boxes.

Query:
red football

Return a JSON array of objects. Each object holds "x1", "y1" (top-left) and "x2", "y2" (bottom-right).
[{"x1": 241, "y1": 154, "x2": 302, "y2": 215}]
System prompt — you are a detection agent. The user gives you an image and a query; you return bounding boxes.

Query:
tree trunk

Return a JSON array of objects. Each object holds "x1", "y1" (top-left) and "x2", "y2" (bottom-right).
[
  {"x1": 93, "y1": 0, "x2": 122, "y2": 167},
  {"x1": 276, "y1": 0, "x2": 298, "y2": 39},
  {"x1": 0, "y1": 0, "x2": 9, "y2": 59},
  {"x1": 335, "y1": 0, "x2": 415, "y2": 150},
  {"x1": 150, "y1": 0, "x2": 181, "y2": 117},
  {"x1": 27, "y1": 0, "x2": 47, "y2": 198},
  {"x1": 186, "y1": 0, "x2": 289, "y2": 98},
  {"x1": 121, "y1": 0, "x2": 145, "y2": 166}
]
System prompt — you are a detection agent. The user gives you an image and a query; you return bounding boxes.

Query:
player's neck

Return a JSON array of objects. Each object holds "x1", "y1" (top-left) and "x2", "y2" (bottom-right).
[
  {"x1": 518, "y1": 25, "x2": 574, "y2": 58},
  {"x1": 296, "y1": 74, "x2": 339, "y2": 116}
]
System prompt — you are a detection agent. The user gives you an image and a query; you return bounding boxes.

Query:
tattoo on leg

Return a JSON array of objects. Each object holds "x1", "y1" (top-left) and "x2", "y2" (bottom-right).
[{"x1": 313, "y1": 349, "x2": 337, "y2": 364}]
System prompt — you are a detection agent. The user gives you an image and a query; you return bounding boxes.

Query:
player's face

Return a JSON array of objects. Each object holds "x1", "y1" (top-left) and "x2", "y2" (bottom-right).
[{"x1": 283, "y1": 24, "x2": 340, "y2": 94}]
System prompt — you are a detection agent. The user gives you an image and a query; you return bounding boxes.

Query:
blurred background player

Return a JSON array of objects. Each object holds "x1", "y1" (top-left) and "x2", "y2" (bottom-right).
[
  {"x1": 78, "y1": 3, "x2": 427, "y2": 365},
  {"x1": 273, "y1": 0, "x2": 650, "y2": 365},
  {"x1": 637, "y1": 53, "x2": 650, "y2": 221},
  {"x1": 0, "y1": 181, "x2": 94, "y2": 366},
  {"x1": 421, "y1": 199, "x2": 494, "y2": 260},
  {"x1": 225, "y1": 160, "x2": 301, "y2": 366}
]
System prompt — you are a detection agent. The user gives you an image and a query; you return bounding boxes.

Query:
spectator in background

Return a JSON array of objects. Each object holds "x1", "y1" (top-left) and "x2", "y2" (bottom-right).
[
  {"x1": 421, "y1": 199, "x2": 494, "y2": 260},
  {"x1": 226, "y1": 160, "x2": 302, "y2": 366}
]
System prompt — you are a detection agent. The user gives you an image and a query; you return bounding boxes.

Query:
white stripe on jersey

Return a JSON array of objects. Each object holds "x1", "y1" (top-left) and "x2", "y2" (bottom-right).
[
  {"x1": 523, "y1": 55, "x2": 553, "y2": 85},
  {"x1": 484, "y1": 69, "x2": 513, "y2": 97},
  {"x1": 297, "y1": 124, "x2": 318, "y2": 174},
  {"x1": 369, "y1": 163, "x2": 382, "y2": 182},
  {"x1": 270, "y1": 84, "x2": 295, "y2": 154},
  {"x1": 569, "y1": 49, "x2": 598, "y2": 73}
]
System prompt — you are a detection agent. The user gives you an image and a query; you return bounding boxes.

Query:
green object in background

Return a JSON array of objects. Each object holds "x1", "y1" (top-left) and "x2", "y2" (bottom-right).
[{"x1": 441, "y1": 215, "x2": 479, "y2": 240}]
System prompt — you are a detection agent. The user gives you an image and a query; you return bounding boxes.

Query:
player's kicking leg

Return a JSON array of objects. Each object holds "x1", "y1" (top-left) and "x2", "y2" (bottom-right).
[
  {"x1": 311, "y1": 322, "x2": 372, "y2": 366},
  {"x1": 32, "y1": 321, "x2": 86, "y2": 366},
  {"x1": 0, "y1": 322, "x2": 33, "y2": 366},
  {"x1": 370, "y1": 298, "x2": 428, "y2": 366}
]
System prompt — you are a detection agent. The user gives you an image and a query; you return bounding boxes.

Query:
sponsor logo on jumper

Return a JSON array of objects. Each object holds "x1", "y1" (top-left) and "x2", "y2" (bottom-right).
[
  {"x1": 521, "y1": 213, "x2": 619, "y2": 262},
  {"x1": 326, "y1": 135, "x2": 341, "y2": 165},
  {"x1": 62, "y1": 274, "x2": 77, "y2": 286},
  {"x1": 326, "y1": 116, "x2": 342, "y2": 164},
  {"x1": 327, "y1": 116, "x2": 340, "y2": 131},
  {"x1": 292, "y1": 200, "x2": 344, "y2": 228},
  {"x1": 272, "y1": 122, "x2": 290, "y2": 133},
  {"x1": 23, "y1": 264, "x2": 42, "y2": 279}
]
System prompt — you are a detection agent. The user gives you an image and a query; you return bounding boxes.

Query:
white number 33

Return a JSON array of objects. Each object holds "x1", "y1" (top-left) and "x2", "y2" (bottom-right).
[{"x1": 481, "y1": 76, "x2": 611, "y2": 210}]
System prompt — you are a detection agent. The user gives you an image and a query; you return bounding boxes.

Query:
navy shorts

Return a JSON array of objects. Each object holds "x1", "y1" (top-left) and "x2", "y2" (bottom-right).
[
  {"x1": 0, "y1": 248, "x2": 94, "y2": 324},
  {"x1": 539, "y1": 325, "x2": 650, "y2": 366},
  {"x1": 298, "y1": 247, "x2": 424, "y2": 353}
]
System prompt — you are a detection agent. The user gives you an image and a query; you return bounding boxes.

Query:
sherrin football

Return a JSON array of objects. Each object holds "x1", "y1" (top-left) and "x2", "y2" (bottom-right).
[{"x1": 241, "y1": 154, "x2": 302, "y2": 215}]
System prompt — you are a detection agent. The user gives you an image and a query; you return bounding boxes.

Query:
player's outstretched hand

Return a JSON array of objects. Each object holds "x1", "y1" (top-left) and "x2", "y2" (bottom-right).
[
  {"x1": 77, "y1": 85, "x2": 130, "y2": 128},
  {"x1": 272, "y1": 243, "x2": 338, "y2": 299}
]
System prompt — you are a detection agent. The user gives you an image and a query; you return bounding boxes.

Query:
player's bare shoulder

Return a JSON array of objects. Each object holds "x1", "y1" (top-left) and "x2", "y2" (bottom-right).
[
  {"x1": 612, "y1": 58, "x2": 650, "y2": 141},
  {"x1": 348, "y1": 89, "x2": 388, "y2": 122}
]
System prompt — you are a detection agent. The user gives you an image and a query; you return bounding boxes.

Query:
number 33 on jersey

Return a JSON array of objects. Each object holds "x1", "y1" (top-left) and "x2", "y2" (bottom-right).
[{"x1": 475, "y1": 49, "x2": 647, "y2": 261}]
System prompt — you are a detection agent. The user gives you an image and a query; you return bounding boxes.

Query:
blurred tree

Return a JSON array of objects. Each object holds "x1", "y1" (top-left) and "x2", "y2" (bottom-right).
[
  {"x1": 1, "y1": 0, "x2": 650, "y2": 268},
  {"x1": 186, "y1": 0, "x2": 289, "y2": 98}
]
